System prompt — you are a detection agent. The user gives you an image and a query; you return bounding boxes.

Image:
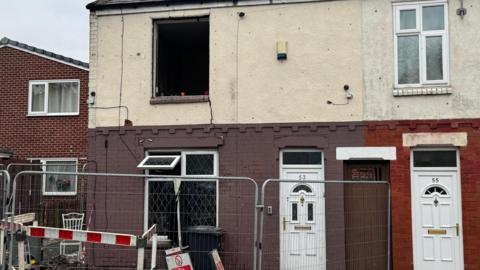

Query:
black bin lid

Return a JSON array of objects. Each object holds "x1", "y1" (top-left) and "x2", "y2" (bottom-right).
[{"x1": 184, "y1": 225, "x2": 223, "y2": 235}]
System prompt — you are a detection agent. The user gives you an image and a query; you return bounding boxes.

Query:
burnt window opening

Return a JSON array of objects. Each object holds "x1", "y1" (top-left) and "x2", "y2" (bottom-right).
[{"x1": 154, "y1": 17, "x2": 209, "y2": 97}]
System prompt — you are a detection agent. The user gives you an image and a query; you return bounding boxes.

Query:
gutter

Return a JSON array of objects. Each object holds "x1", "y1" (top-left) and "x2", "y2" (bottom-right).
[{"x1": 86, "y1": 0, "x2": 338, "y2": 11}]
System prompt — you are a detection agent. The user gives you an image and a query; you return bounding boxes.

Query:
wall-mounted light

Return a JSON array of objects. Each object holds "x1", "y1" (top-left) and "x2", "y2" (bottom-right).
[
  {"x1": 277, "y1": 41, "x2": 288, "y2": 60},
  {"x1": 457, "y1": 0, "x2": 467, "y2": 18},
  {"x1": 88, "y1": 91, "x2": 96, "y2": 105},
  {"x1": 0, "y1": 149, "x2": 13, "y2": 159},
  {"x1": 344, "y1": 84, "x2": 353, "y2": 100}
]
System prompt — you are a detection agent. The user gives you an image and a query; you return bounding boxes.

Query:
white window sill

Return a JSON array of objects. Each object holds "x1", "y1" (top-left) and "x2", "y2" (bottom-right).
[
  {"x1": 42, "y1": 192, "x2": 77, "y2": 196},
  {"x1": 27, "y1": 113, "x2": 80, "y2": 117},
  {"x1": 393, "y1": 86, "x2": 452, "y2": 97}
]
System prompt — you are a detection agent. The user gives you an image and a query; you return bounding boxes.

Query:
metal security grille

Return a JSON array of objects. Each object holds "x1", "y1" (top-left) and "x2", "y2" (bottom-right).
[
  {"x1": 148, "y1": 180, "x2": 216, "y2": 244},
  {"x1": 148, "y1": 181, "x2": 216, "y2": 245}
]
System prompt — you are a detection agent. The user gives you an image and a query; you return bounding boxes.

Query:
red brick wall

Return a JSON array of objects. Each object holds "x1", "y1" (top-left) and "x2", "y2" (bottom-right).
[
  {"x1": 0, "y1": 46, "x2": 88, "y2": 161},
  {"x1": 365, "y1": 119, "x2": 480, "y2": 270},
  {"x1": 0, "y1": 46, "x2": 89, "y2": 223}
]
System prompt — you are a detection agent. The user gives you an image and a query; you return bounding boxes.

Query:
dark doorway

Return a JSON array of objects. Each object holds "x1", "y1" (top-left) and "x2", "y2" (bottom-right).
[{"x1": 343, "y1": 160, "x2": 390, "y2": 270}]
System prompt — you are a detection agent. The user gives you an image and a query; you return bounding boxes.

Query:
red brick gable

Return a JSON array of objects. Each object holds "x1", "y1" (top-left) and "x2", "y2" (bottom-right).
[{"x1": 0, "y1": 46, "x2": 88, "y2": 160}]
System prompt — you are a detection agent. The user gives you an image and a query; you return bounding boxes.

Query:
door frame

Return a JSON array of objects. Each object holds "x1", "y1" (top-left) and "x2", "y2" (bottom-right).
[
  {"x1": 279, "y1": 149, "x2": 326, "y2": 269},
  {"x1": 410, "y1": 147, "x2": 464, "y2": 269}
]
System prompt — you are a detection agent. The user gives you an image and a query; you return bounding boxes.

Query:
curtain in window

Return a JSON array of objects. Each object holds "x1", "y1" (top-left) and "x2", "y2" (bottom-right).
[
  {"x1": 31, "y1": 84, "x2": 45, "y2": 112},
  {"x1": 45, "y1": 161, "x2": 76, "y2": 193},
  {"x1": 48, "y1": 82, "x2": 79, "y2": 113}
]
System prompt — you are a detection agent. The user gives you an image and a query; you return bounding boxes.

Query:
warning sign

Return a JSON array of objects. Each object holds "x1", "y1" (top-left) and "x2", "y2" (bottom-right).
[
  {"x1": 209, "y1": 249, "x2": 224, "y2": 270},
  {"x1": 166, "y1": 252, "x2": 193, "y2": 270}
]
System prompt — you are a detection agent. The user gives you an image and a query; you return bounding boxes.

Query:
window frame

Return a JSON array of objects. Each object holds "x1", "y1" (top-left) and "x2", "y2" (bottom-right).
[
  {"x1": 280, "y1": 149, "x2": 323, "y2": 169},
  {"x1": 28, "y1": 80, "x2": 80, "y2": 116},
  {"x1": 143, "y1": 150, "x2": 219, "y2": 234},
  {"x1": 137, "y1": 155, "x2": 181, "y2": 169},
  {"x1": 152, "y1": 17, "x2": 210, "y2": 100},
  {"x1": 39, "y1": 158, "x2": 78, "y2": 196},
  {"x1": 393, "y1": 1, "x2": 449, "y2": 88}
]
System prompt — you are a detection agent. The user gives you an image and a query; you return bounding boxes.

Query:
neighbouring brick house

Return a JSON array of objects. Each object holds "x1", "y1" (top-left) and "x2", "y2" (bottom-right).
[
  {"x1": 0, "y1": 37, "x2": 89, "y2": 227},
  {"x1": 86, "y1": 0, "x2": 479, "y2": 270}
]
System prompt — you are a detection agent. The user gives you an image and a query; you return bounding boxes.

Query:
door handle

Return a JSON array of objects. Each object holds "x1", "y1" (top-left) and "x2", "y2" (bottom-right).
[
  {"x1": 446, "y1": 223, "x2": 460, "y2": 236},
  {"x1": 283, "y1": 217, "x2": 289, "y2": 231}
]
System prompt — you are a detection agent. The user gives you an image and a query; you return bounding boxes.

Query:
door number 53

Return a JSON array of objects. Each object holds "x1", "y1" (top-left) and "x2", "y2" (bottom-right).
[
  {"x1": 298, "y1": 174, "x2": 306, "y2": 181},
  {"x1": 432, "y1": 177, "x2": 440, "y2": 183}
]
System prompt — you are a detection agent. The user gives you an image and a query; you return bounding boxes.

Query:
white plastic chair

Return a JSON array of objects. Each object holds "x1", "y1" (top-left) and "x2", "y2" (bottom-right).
[{"x1": 60, "y1": 212, "x2": 84, "y2": 261}]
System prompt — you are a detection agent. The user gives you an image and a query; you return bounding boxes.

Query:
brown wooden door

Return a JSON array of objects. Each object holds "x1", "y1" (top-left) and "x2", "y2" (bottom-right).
[{"x1": 343, "y1": 161, "x2": 389, "y2": 270}]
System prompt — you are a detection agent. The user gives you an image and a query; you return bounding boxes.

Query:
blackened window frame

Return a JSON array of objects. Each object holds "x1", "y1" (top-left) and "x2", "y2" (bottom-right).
[{"x1": 152, "y1": 17, "x2": 210, "y2": 100}]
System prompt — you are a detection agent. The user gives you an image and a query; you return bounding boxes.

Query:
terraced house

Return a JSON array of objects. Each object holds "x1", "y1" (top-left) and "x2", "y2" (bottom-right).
[{"x1": 86, "y1": 0, "x2": 479, "y2": 269}]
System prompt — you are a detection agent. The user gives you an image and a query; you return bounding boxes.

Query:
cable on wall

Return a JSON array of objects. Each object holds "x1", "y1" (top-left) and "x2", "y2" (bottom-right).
[{"x1": 118, "y1": 9, "x2": 125, "y2": 127}]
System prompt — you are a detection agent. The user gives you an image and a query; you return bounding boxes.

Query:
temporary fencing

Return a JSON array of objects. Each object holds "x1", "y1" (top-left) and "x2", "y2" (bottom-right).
[
  {"x1": 258, "y1": 179, "x2": 391, "y2": 270},
  {"x1": 0, "y1": 169, "x2": 392, "y2": 270},
  {"x1": 1, "y1": 170, "x2": 259, "y2": 270}
]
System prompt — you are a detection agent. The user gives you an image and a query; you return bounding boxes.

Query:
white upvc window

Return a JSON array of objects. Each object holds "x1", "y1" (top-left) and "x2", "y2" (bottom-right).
[
  {"x1": 40, "y1": 159, "x2": 78, "y2": 196},
  {"x1": 28, "y1": 80, "x2": 80, "y2": 116},
  {"x1": 394, "y1": 1, "x2": 449, "y2": 87}
]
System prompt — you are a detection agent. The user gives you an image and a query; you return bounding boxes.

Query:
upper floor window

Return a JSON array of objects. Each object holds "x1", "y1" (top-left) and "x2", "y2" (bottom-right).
[
  {"x1": 153, "y1": 17, "x2": 209, "y2": 98},
  {"x1": 394, "y1": 2, "x2": 448, "y2": 87},
  {"x1": 28, "y1": 80, "x2": 80, "y2": 116}
]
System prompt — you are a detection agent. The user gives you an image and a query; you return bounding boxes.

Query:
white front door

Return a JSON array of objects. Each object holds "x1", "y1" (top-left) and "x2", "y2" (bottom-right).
[
  {"x1": 411, "y1": 150, "x2": 464, "y2": 270},
  {"x1": 279, "y1": 150, "x2": 325, "y2": 270}
]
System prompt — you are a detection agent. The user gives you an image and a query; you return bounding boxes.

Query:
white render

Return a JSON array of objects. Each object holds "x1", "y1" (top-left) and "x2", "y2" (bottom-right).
[
  {"x1": 88, "y1": 1, "x2": 363, "y2": 127},
  {"x1": 362, "y1": 0, "x2": 480, "y2": 120},
  {"x1": 336, "y1": 147, "x2": 397, "y2": 160},
  {"x1": 89, "y1": 0, "x2": 480, "y2": 128}
]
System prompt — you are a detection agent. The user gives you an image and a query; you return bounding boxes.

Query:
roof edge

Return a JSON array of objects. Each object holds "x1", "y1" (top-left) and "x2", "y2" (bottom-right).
[
  {"x1": 0, "y1": 37, "x2": 89, "y2": 70},
  {"x1": 87, "y1": 0, "x2": 244, "y2": 11}
]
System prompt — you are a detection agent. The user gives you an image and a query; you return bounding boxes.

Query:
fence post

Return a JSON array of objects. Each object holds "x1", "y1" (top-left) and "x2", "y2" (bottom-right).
[
  {"x1": 151, "y1": 233, "x2": 157, "y2": 270},
  {"x1": 137, "y1": 236, "x2": 146, "y2": 270},
  {"x1": 16, "y1": 231, "x2": 26, "y2": 270}
]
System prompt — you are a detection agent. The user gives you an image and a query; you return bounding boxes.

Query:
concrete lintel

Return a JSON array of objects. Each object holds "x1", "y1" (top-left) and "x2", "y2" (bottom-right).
[
  {"x1": 336, "y1": 147, "x2": 397, "y2": 160},
  {"x1": 402, "y1": 132, "x2": 467, "y2": 147}
]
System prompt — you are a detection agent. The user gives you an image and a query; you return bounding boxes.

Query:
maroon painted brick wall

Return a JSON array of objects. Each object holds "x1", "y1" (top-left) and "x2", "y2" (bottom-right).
[
  {"x1": 0, "y1": 46, "x2": 89, "y2": 160},
  {"x1": 365, "y1": 119, "x2": 480, "y2": 270},
  {"x1": 87, "y1": 122, "x2": 364, "y2": 268}
]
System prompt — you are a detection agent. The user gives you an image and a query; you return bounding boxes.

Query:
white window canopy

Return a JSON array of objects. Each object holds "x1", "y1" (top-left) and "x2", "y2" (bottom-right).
[{"x1": 137, "y1": 155, "x2": 181, "y2": 169}]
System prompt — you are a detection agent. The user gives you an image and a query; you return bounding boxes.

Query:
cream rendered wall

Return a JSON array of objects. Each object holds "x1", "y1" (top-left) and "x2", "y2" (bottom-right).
[
  {"x1": 89, "y1": 0, "x2": 363, "y2": 128},
  {"x1": 363, "y1": 0, "x2": 480, "y2": 121}
]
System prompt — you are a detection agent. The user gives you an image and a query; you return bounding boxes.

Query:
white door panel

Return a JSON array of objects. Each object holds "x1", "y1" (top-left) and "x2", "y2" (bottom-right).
[
  {"x1": 280, "y1": 168, "x2": 325, "y2": 270},
  {"x1": 412, "y1": 170, "x2": 463, "y2": 270}
]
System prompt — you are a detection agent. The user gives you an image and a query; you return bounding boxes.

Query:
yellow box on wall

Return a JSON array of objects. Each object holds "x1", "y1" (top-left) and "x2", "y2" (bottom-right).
[{"x1": 277, "y1": 41, "x2": 288, "y2": 60}]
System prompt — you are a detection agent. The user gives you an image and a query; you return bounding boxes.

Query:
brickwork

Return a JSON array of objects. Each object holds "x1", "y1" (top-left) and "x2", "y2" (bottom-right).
[
  {"x1": 87, "y1": 122, "x2": 364, "y2": 268},
  {"x1": 365, "y1": 119, "x2": 480, "y2": 270},
  {"x1": 0, "y1": 46, "x2": 89, "y2": 223},
  {"x1": 0, "y1": 46, "x2": 89, "y2": 160}
]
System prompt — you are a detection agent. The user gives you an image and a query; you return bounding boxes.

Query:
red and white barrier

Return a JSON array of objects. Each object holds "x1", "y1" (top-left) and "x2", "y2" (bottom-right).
[
  {"x1": 4, "y1": 224, "x2": 158, "y2": 270},
  {"x1": 26, "y1": 226, "x2": 137, "y2": 247},
  {"x1": 0, "y1": 220, "x2": 23, "y2": 232}
]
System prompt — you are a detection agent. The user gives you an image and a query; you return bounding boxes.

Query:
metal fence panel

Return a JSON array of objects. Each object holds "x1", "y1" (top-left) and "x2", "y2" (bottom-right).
[
  {"x1": 3, "y1": 171, "x2": 259, "y2": 270},
  {"x1": 258, "y1": 179, "x2": 390, "y2": 270}
]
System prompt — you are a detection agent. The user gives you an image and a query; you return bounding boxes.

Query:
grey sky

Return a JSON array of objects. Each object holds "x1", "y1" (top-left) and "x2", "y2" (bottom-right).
[{"x1": 0, "y1": 0, "x2": 92, "y2": 62}]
